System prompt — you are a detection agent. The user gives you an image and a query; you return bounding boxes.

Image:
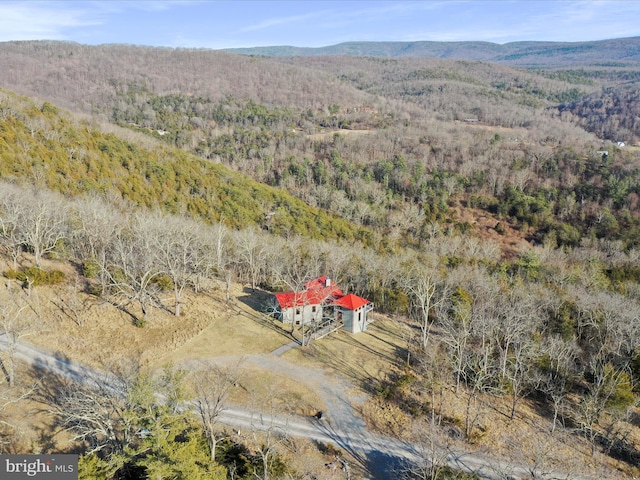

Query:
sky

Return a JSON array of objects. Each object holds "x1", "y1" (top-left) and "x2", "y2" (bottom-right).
[{"x1": 0, "y1": 1, "x2": 639, "y2": 49}]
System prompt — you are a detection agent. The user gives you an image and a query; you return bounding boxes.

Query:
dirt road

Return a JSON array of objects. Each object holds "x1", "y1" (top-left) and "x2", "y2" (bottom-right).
[{"x1": 1, "y1": 335, "x2": 601, "y2": 480}]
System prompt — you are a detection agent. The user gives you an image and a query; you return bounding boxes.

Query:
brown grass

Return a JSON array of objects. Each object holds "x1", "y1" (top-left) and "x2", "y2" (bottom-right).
[
  {"x1": 226, "y1": 365, "x2": 323, "y2": 416},
  {"x1": 283, "y1": 314, "x2": 407, "y2": 397},
  {"x1": 0, "y1": 258, "x2": 289, "y2": 370}
]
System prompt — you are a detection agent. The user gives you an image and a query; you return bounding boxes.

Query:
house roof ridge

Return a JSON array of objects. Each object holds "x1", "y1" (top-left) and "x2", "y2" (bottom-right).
[{"x1": 334, "y1": 292, "x2": 370, "y2": 310}]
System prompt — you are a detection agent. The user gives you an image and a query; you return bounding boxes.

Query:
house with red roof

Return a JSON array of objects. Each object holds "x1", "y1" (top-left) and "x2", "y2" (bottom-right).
[{"x1": 272, "y1": 276, "x2": 373, "y2": 334}]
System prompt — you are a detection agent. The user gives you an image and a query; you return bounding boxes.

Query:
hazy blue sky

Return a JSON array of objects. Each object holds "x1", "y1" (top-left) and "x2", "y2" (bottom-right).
[{"x1": 1, "y1": 1, "x2": 639, "y2": 49}]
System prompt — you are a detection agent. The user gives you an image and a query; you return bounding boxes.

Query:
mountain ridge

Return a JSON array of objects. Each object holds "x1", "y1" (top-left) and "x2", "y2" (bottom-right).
[{"x1": 222, "y1": 36, "x2": 640, "y2": 68}]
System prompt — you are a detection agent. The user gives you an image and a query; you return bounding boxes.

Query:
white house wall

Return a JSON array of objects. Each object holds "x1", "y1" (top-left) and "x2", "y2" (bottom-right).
[
  {"x1": 281, "y1": 304, "x2": 323, "y2": 324},
  {"x1": 342, "y1": 309, "x2": 356, "y2": 333},
  {"x1": 341, "y1": 306, "x2": 369, "y2": 333}
]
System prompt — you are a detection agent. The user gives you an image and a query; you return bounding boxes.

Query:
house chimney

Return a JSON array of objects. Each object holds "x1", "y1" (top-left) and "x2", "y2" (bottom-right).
[{"x1": 326, "y1": 277, "x2": 331, "y2": 287}]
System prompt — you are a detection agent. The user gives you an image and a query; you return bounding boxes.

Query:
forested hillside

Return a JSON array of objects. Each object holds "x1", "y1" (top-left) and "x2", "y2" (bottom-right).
[
  {"x1": 224, "y1": 37, "x2": 640, "y2": 68},
  {"x1": 559, "y1": 82, "x2": 640, "y2": 142},
  {"x1": 2, "y1": 40, "x2": 640, "y2": 479},
  {"x1": 0, "y1": 41, "x2": 371, "y2": 113},
  {"x1": 0, "y1": 90, "x2": 367, "y2": 241}
]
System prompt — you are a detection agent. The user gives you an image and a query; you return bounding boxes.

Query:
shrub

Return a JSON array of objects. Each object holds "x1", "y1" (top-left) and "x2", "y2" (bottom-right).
[
  {"x1": 469, "y1": 194, "x2": 499, "y2": 213},
  {"x1": 318, "y1": 442, "x2": 343, "y2": 457},
  {"x1": 152, "y1": 273, "x2": 174, "y2": 291},
  {"x1": 82, "y1": 259, "x2": 100, "y2": 278},
  {"x1": 87, "y1": 283, "x2": 104, "y2": 296},
  {"x1": 11, "y1": 266, "x2": 66, "y2": 286},
  {"x1": 40, "y1": 101, "x2": 59, "y2": 115},
  {"x1": 604, "y1": 367, "x2": 635, "y2": 412},
  {"x1": 3, "y1": 268, "x2": 19, "y2": 279}
]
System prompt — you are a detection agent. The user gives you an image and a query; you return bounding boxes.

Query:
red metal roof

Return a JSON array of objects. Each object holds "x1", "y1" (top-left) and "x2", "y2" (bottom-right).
[
  {"x1": 273, "y1": 276, "x2": 370, "y2": 311},
  {"x1": 333, "y1": 293, "x2": 370, "y2": 311},
  {"x1": 274, "y1": 278, "x2": 343, "y2": 309}
]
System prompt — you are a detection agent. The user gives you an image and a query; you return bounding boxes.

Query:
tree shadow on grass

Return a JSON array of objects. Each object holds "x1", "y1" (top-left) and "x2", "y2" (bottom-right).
[
  {"x1": 302, "y1": 330, "x2": 406, "y2": 397},
  {"x1": 239, "y1": 287, "x2": 271, "y2": 310},
  {"x1": 26, "y1": 352, "x2": 84, "y2": 452},
  {"x1": 236, "y1": 288, "x2": 296, "y2": 341},
  {"x1": 314, "y1": 420, "x2": 410, "y2": 480}
]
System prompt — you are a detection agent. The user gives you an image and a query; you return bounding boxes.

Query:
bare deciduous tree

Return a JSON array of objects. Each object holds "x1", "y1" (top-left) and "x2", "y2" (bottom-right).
[
  {"x1": 401, "y1": 254, "x2": 446, "y2": 351},
  {"x1": 0, "y1": 183, "x2": 28, "y2": 269},
  {"x1": 48, "y1": 368, "x2": 134, "y2": 457},
  {"x1": 533, "y1": 337, "x2": 578, "y2": 433},
  {"x1": 17, "y1": 188, "x2": 68, "y2": 267},
  {"x1": 67, "y1": 195, "x2": 125, "y2": 264},
  {"x1": 99, "y1": 218, "x2": 160, "y2": 324},
  {"x1": 148, "y1": 213, "x2": 205, "y2": 317},
  {"x1": 190, "y1": 359, "x2": 243, "y2": 461},
  {"x1": 573, "y1": 358, "x2": 633, "y2": 456},
  {"x1": 249, "y1": 387, "x2": 291, "y2": 480},
  {"x1": 400, "y1": 418, "x2": 454, "y2": 480},
  {"x1": 233, "y1": 227, "x2": 270, "y2": 292}
]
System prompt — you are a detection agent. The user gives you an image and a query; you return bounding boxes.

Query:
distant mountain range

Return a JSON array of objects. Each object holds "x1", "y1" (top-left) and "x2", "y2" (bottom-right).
[{"x1": 223, "y1": 37, "x2": 640, "y2": 68}]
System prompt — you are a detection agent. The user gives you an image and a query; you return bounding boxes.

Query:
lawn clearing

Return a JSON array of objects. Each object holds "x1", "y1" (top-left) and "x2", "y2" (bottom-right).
[
  {"x1": 282, "y1": 314, "x2": 409, "y2": 398},
  {"x1": 0, "y1": 261, "x2": 291, "y2": 370},
  {"x1": 153, "y1": 287, "x2": 290, "y2": 367}
]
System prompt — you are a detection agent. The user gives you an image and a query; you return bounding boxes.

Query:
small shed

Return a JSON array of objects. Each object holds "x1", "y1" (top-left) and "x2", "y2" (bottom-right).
[{"x1": 334, "y1": 293, "x2": 374, "y2": 334}]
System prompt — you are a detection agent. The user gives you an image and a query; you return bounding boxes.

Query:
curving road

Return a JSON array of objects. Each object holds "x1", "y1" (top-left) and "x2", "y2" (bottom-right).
[{"x1": 0, "y1": 335, "x2": 601, "y2": 480}]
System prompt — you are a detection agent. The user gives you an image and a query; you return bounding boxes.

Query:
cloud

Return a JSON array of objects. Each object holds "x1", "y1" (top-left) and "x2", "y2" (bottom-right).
[
  {"x1": 125, "y1": 0, "x2": 205, "y2": 13},
  {"x1": 0, "y1": 2, "x2": 101, "y2": 41},
  {"x1": 239, "y1": 10, "x2": 329, "y2": 33},
  {"x1": 391, "y1": 0, "x2": 640, "y2": 44},
  {"x1": 511, "y1": 1, "x2": 640, "y2": 42},
  {"x1": 234, "y1": 1, "x2": 449, "y2": 46}
]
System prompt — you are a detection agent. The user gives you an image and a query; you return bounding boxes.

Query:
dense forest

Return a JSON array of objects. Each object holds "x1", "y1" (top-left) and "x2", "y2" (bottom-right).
[{"x1": 2, "y1": 39, "x2": 640, "y2": 479}]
